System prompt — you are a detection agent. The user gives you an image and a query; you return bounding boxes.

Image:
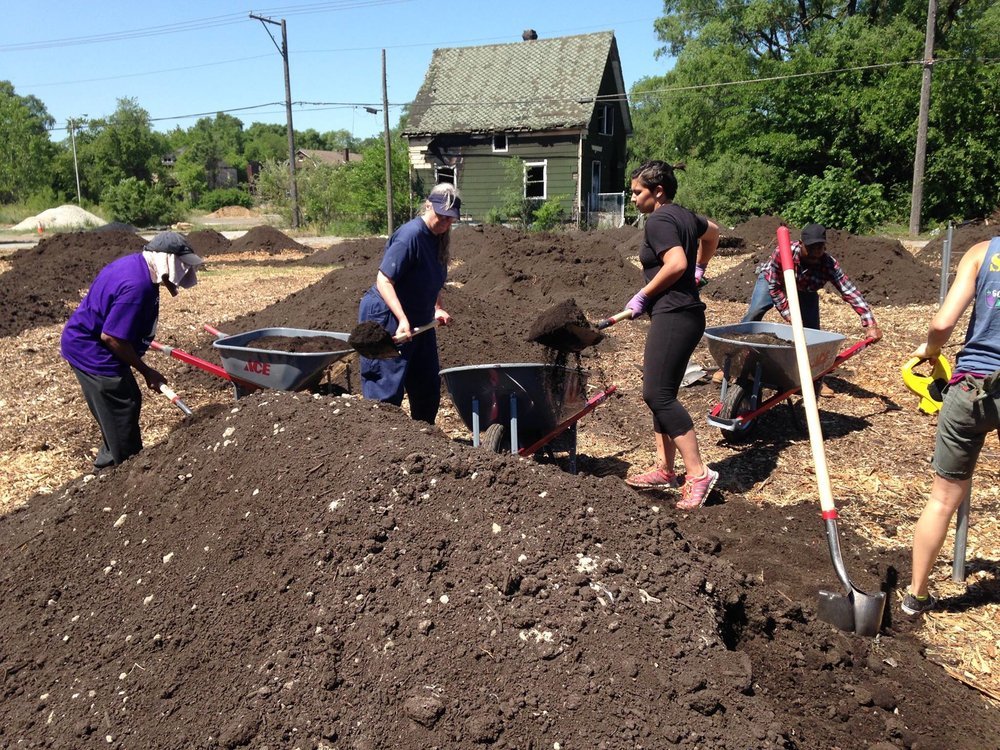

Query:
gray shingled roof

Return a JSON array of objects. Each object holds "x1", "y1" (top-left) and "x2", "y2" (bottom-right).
[{"x1": 403, "y1": 31, "x2": 622, "y2": 136}]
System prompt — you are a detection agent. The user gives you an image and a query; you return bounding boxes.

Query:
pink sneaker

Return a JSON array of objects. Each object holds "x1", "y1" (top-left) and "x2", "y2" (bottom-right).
[
  {"x1": 625, "y1": 467, "x2": 680, "y2": 489},
  {"x1": 675, "y1": 468, "x2": 719, "y2": 509}
]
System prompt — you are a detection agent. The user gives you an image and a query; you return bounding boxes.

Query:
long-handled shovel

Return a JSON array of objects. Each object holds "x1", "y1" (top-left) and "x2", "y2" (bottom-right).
[
  {"x1": 157, "y1": 384, "x2": 193, "y2": 417},
  {"x1": 348, "y1": 319, "x2": 440, "y2": 359},
  {"x1": 776, "y1": 225, "x2": 886, "y2": 637}
]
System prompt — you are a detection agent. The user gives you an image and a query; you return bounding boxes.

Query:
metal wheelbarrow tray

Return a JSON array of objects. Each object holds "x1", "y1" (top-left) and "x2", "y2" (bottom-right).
[
  {"x1": 212, "y1": 327, "x2": 354, "y2": 395},
  {"x1": 440, "y1": 363, "x2": 613, "y2": 472},
  {"x1": 705, "y1": 322, "x2": 873, "y2": 441}
]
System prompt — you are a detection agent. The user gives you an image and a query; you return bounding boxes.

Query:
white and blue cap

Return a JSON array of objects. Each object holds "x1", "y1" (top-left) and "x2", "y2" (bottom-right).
[
  {"x1": 144, "y1": 231, "x2": 204, "y2": 267},
  {"x1": 428, "y1": 192, "x2": 461, "y2": 218}
]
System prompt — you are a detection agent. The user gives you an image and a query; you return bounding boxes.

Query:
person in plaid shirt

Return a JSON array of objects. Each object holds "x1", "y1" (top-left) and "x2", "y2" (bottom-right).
[{"x1": 727, "y1": 223, "x2": 882, "y2": 396}]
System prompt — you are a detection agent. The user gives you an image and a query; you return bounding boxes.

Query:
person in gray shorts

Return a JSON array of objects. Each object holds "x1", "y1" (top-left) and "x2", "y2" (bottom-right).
[{"x1": 904, "y1": 236, "x2": 1000, "y2": 615}]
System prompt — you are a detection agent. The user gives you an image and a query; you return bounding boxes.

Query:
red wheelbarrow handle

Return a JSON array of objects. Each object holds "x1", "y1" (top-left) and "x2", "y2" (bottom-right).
[
  {"x1": 150, "y1": 340, "x2": 259, "y2": 392},
  {"x1": 517, "y1": 385, "x2": 618, "y2": 458}
]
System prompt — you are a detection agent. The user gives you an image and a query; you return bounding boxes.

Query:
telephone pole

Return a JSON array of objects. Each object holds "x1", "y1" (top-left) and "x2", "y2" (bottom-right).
[
  {"x1": 250, "y1": 13, "x2": 300, "y2": 228},
  {"x1": 382, "y1": 49, "x2": 393, "y2": 235},
  {"x1": 69, "y1": 116, "x2": 87, "y2": 205},
  {"x1": 908, "y1": 0, "x2": 937, "y2": 236}
]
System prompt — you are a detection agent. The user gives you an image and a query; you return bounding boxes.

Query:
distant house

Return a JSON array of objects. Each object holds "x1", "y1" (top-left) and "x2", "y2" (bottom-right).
[
  {"x1": 295, "y1": 148, "x2": 362, "y2": 168},
  {"x1": 402, "y1": 30, "x2": 632, "y2": 226}
]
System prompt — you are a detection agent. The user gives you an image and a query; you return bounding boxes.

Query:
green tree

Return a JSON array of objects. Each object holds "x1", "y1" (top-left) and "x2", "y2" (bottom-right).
[
  {"x1": 244, "y1": 122, "x2": 288, "y2": 164},
  {"x1": 79, "y1": 98, "x2": 168, "y2": 203},
  {"x1": 0, "y1": 81, "x2": 56, "y2": 203},
  {"x1": 171, "y1": 113, "x2": 246, "y2": 203},
  {"x1": 633, "y1": 0, "x2": 1000, "y2": 229}
]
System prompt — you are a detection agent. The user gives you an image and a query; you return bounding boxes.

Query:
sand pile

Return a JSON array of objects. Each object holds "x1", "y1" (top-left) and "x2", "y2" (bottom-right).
[{"x1": 11, "y1": 205, "x2": 107, "y2": 232}]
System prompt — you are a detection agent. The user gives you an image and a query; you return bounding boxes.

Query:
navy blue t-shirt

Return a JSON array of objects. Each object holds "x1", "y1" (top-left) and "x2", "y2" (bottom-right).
[{"x1": 374, "y1": 217, "x2": 447, "y2": 325}]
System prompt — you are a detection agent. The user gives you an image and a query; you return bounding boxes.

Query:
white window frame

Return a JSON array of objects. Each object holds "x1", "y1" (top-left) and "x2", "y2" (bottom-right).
[
  {"x1": 435, "y1": 165, "x2": 456, "y2": 185},
  {"x1": 492, "y1": 132, "x2": 508, "y2": 153},
  {"x1": 523, "y1": 160, "x2": 547, "y2": 200},
  {"x1": 598, "y1": 103, "x2": 615, "y2": 136},
  {"x1": 591, "y1": 160, "x2": 602, "y2": 195}
]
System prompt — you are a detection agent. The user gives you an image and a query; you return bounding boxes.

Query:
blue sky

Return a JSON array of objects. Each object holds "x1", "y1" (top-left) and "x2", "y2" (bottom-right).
[{"x1": 1, "y1": 0, "x2": 671, "y2": 143}]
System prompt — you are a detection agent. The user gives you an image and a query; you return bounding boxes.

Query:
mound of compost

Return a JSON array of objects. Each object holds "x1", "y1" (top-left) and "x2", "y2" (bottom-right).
[
  {"x1": 184, "y1": 228, "x2": 232, "y2": 257},
  {"x1": 229, "y1": 226, "x2": 311, "y2": 255},
  {"x1": 917, "y1": 220, "x2": 999, "y2": 273},
  {"x1": 1, "y1": 391, "x2": 992, "y2": 749},
  {"x1": 705, "y1": 224, "x2": 941, "y2": 307},
  {"x1": 0, "y1": 229, "x2": 146, "y2": 338}
]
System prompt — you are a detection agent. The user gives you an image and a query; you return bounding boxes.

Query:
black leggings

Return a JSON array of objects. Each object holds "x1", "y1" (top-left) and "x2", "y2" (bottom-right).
[{"x1": 642, "y1": 308, "x2": 705, "y2": 437}]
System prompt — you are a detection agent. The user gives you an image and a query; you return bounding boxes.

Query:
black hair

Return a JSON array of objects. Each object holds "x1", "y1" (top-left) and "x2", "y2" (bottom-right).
[{"x1": 630, "y1": 160, "x2": 686, "y2": 201}]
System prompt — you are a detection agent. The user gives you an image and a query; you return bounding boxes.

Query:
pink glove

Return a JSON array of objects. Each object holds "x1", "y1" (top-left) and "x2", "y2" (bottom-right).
[
  {"x1": 625, "y1": 291, "x2": 649, "y2": 318},
  {"x1": 694, "y1": 263, "x2": 707, "y2": 283}
]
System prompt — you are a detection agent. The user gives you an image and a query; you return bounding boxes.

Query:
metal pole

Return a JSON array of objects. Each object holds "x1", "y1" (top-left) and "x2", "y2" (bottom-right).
[
  {"x1": 69, "y1": 119, "x2": 82, "y2": 205},
  {"x1": 250, "y1": 13, "x2": 300, "y2": 229},
  {"x1": 908, "y1": 0, "x2": 937, "y2": 236},
  {"x1": 382, "y1": 49, "x2": 393, "y2": 235},
  {"x1": 938, "y1": 221, "x2": 953, "y2": 305},
  {"x1": 952, "y1": 484, "x2": 971, "y2": 582}
]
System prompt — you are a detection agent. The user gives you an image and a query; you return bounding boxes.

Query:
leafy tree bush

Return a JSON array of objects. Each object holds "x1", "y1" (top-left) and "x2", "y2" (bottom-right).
[
  {"x1": 197, "y1": 187, "x2": 253, "y2": 211},
  {"x1": 0, "y1": 82, "x2": 56, "y2": 203},
  {"x1": 102, "y1": 178, "x2": 179, "y2": 227},
  {"x1": 530, "y1": 197, "x2": 568, "y2": 231},
  {"x1": 784, "y1": 167, "x2": 890, "y2": 233}
]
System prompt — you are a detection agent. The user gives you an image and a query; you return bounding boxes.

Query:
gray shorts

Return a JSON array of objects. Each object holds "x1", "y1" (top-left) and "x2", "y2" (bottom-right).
[{"x1": 932, "y1": 373, "x2": 1000, "y2": 480}]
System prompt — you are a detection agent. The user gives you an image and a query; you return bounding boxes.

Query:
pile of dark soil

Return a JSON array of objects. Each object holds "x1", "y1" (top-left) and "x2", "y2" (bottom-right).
[
  {"x1": 3, "y1": 391, "x2": 993, "y2": 749},
  {"x1": 185, "y1": 229, "x2": 232, "y2": 256},
  {"x1": 705, "y1": 222, "x2": 941, "y2": 307},
  {"x1": 229, "y1": 226, "x2": 312, "y2": 255},
  {"x1": 0, "y1": 229, "x2": 145, "y2": 338},
  {"x1": 917, "y1": 220, "x2": 999, "y2": 273}
]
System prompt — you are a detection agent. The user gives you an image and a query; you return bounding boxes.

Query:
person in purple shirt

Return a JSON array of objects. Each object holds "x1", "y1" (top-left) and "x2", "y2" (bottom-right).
[
  {"x1": 357, "y1": 182, "x2": 459, "y2": 423},
  {"x1": 903, "y1": 237, "x2": 1000, "y2": 616},
  {"x1": 61, "y1": 231, "x2": 203, "y2": 470}
]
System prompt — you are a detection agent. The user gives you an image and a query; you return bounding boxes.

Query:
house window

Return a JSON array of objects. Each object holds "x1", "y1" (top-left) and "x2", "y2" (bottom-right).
[
  {"x1": 524, "y1": 161, "x2": 546, "y2": 199},
  {"x1": 591, "y1": 160, "x2": 602, "y2": 195},
  {"x1": 492, "y1": 133, "x2": 508, "y2": 152},
  {"x1": 598, "y1": 104, "x2": 614, "y2": 136},
  {"x1": 435, "y1": 165, "x2": 456, "y2": 185}
]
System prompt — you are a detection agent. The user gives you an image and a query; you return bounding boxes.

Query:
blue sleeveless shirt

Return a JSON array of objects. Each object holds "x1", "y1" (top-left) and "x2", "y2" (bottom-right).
[{"x1": 955, "y1": 236, "x2": 1000, "y2": 375}]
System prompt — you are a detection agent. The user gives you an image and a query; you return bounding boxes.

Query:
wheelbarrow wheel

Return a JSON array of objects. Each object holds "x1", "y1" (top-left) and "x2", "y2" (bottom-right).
[
  {"x1": 719, "y1": 382, "x2": 758, "y2": 443},
  {"x1": 483, "y1": 423, "x2": 506, "y2": 453}
]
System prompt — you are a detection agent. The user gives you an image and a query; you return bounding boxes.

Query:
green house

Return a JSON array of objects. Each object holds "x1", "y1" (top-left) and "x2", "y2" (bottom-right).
[{"x1": 402, "y1": 30, "x2": 633, "y2": 227}]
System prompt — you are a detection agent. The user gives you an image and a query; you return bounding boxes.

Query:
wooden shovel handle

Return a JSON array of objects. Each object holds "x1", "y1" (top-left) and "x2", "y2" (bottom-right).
[
  {"x1": 594, "y1": 310, "x2": 634, "y2": 330},
  {"x1": 392, "y1": 319, "x2": 440, "y2": 344}
]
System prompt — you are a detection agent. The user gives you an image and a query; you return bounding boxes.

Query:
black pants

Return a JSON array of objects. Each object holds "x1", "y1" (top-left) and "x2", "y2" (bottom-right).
[
  {"x1": 71, "y1": 365, "x2": 143, "y2": 468},
  {"x1": 642, "y1": 308, "x2": 705, "y2": 437}
]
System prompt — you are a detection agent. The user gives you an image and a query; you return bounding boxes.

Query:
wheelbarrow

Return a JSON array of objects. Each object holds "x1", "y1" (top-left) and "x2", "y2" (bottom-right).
[
  {"x1": 705, "y1": 321, "x2": 875, "y2": 442},
  {"x1": 151, "y1": 325, "x2": 355, "y2": 399},
  {"x1": 439, "y1": 363, "x2": 616, "y2": 473}
]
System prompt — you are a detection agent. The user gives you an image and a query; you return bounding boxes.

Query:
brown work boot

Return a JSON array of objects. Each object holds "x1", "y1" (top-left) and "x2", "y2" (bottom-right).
[{"x1": 711, "y1": 370, "x2": 724, "y2": 384}]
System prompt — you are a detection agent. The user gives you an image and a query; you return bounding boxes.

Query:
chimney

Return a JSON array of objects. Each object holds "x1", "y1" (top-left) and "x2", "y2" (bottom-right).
[{"x1": 522, "y1": 29, "x2": 538, "y2": 41}]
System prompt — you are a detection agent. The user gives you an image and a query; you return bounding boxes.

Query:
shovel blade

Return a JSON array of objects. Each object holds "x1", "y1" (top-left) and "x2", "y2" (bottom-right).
[{"x1": 817, "y1": 588, "x2": 886, "y2": 637}]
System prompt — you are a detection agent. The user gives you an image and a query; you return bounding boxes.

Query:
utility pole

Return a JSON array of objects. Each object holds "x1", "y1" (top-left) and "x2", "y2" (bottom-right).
[
  {"x1": 382, "y1": 49, "x2": 393, "y2": 235},
  {"x1": 250, "y1": 13, "x2": 300, "y2": 228},
  {"x1": 908, "y1": 0, "x2": 937, "y2": 236},
  {"x1": 69, "y1": 116, "x2": 87, "y2": 205}
]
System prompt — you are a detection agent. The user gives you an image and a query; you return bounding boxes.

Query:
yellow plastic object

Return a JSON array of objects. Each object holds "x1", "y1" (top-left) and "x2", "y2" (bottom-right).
[{"x1": 901, "y1": 355, "x2": 952, "y2": 414}]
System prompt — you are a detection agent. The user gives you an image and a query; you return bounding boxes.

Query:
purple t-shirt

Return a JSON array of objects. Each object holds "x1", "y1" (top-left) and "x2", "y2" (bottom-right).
[{"x1": 61, "y1": 253, "x2": 159, "y2": 377}]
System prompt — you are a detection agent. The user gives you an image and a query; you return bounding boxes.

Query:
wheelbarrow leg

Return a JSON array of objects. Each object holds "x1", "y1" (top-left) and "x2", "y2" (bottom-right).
[
  {"x1": 472, "y1": 397, "x2": 481, "y2": 448},
  {"x1": 509, "y1": 394, "x2": 519, "y2": 453},
  {"x1": 952, "y1": 483, "x2": 971, "y2": 582}
]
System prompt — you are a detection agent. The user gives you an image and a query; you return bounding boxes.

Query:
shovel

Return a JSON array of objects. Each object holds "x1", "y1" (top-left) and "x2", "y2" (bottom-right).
[
  {"x1": 776, "y1": 225, "x2": 886, "y2": 637},
  {"x1": 348, "y1": 319, "x2": 440, "y2": 359},
  {"x1": 527, "y1": 298, "x2": 605, "y2": 353},
  {"x1": 157, "y1": 384, "x2": 193, "y2": 417}
]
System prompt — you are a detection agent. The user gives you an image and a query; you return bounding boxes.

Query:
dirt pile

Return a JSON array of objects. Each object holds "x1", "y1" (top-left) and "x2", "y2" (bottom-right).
[
  {"x1": 705, "y1": 221, "x2": 941, "y2": 307},
  {"x1": 0, "y1": 229, "x2": 145, "y2": 338},
  {"x1": 229, "y1": 226, "x2": 312, "y2": 255},
  {"x1": 3, "y1": 391, "x2": 993, "y2": 749},
  {"x1": 917, "y1": 220, "x2": 999, "y2": 273},
  {"x1": 185, "y1": 228, "x2": 232, "y2": 256}
]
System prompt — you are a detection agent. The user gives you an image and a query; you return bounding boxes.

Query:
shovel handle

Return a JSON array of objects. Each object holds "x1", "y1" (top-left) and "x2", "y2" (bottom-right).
[
  {"x1": 392, "y1": 319, "x2": 440, "y2": 344},
  {"x1": 594, "y1": 310, "x2": 634, "y2": 330},
  {"x1": 158, "y1": 384, "x2": 193, "y2": 416},
  {"x1": 204, "y1": 324, "x2": 225, "y2": 338}
]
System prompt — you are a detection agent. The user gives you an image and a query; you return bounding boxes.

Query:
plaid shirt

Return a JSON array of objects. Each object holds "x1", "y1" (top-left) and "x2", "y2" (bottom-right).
[{"x1": 759, "y1": 242, "x2": 876, "y2": 327}]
